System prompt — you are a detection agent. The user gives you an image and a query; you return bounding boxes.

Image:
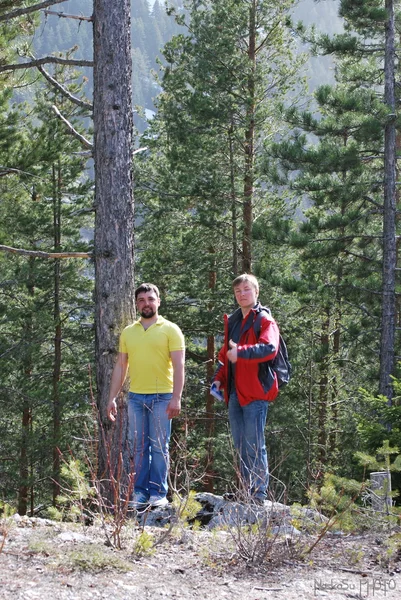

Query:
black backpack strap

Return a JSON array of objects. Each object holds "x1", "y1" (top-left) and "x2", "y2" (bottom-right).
[
  {"x1": 253, "y1": 307, "x2": 271, "y2": 340},
  {"x1": 254, "y1": 307, "x2": 291, "y2": 389}
]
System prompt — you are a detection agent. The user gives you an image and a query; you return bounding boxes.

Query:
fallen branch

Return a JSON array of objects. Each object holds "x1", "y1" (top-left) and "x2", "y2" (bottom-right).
[
  {"x1": 310, "y1": 558, "x2": 375, "y2": 576},
  {"x1": 52, "y1": 105, "x2": 93, "y2": 150},
  {"x1": 0, "y1": 245, "x2": 91, "y2": 260},
  {"x1": 336, "y1": 566, "x2": 373, "y2": 575}
]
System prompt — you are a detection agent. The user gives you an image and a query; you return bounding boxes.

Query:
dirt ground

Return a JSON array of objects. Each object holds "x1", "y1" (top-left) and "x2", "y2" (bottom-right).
[{"x1": 1, "y1": 515, "x2": 401, "y2": 600}]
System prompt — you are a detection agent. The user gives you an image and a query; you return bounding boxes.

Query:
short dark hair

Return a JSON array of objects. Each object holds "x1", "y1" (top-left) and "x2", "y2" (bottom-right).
[
  {"x1": 135, "y1": 283, "x2": 160, "y2": 300},
  {"x1": 232, "y1": 273, "x2": 259, "y2": 294}
]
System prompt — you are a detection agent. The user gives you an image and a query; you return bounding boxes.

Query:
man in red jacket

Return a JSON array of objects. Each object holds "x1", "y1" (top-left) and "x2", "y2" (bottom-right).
[{"x1": 212, "y1": 274, "x2": 280, "y2": 503}]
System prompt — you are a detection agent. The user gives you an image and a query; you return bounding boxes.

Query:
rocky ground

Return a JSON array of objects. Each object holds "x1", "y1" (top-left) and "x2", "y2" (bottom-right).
[{"x1": 1, "y1": 499, "x2": 401, "y2": 600}]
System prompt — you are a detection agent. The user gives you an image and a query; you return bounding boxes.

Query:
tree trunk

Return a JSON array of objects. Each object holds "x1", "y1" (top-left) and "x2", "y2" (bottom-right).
[
  {"x1": 204, "y1": 262, "x2": 217, "y2": 493},
  {"x1": 379, "y1": 0, "x2": 397, "y2": 402},
  {"x1": 204, "y1": 334, "x2": 215, "y2": 493},
  {"x1": 229, "y1": 122, "x2": 238, "y2": 276},
  {"x1": 306, "y1": 334, "x2": 314, "y2": 492},
  {"x1": 242, "y1": 0, "x2": 256, "y2": 273},
  {"x1": 93, "y1": 0, "x2": 135, "y2": 487},
  {"x1": 52, "y1": 163, "x2": 62, "y2": 505},
  {"x1": 317, "y1": 309, "x2": 330, "y2": 470},
  {"x1": 18, "y1": 257, "x2": 35, "y2": 515},
  {"x1": 395, "y1": 129, "x2": 401, "y2": 364},
  {"x1": 328, "y1": 314, "x2": 340, "y2": 464},
  {"x1": 329, "y1": 198, "x2": 345, "y2": 462}
]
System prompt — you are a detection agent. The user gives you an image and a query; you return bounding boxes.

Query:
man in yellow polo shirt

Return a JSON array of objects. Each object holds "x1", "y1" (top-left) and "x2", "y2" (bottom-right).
[{"x1": 107, "y1": 283, "x2": 185, "y2": 509}]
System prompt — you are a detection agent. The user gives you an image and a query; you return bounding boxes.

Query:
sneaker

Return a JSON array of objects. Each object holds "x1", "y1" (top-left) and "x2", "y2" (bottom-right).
[
  {"x1": 223, "y1": 492, "x2": 237, "y2": 502},
  {"x1": 149, "y1": 495, "x2": 169, "y2": 508},
  {"x1": 252, "y1": 495, "x2": 266, "y2": 506},
  {"x1": 128, "y1": 493, "x2": 149, "y2": 510}
]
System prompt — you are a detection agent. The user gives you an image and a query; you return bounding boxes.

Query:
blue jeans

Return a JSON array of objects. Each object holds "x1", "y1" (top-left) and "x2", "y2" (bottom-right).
[
  {"x1": 127, "y1": 392, "x2": 172, "y2": 498},
  {"x1": 228, "y1": 390, "x2": 269, "y2": 498}
]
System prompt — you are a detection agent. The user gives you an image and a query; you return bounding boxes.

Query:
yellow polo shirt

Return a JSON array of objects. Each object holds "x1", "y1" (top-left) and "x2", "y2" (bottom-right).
[{"x1": 119, "y1": 316, "x2": 185, "y2": 393}]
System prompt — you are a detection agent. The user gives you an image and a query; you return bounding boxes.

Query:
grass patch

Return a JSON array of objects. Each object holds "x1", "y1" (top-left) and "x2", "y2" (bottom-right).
[
  {"x1": 28, "y1": 532, "x2": 132, "y2": 572},
  {"x1": 64, "y1": 545, "x2": 133, "y2": 572}
]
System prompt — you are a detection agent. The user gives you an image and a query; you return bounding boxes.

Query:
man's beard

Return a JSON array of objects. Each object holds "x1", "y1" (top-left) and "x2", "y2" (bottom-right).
[{"x1": 140, "y1": 307, "x2": 156, "y2": 319}]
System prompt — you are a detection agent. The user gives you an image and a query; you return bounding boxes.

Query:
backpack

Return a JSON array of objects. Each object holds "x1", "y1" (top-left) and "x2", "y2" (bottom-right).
[{"x1": 253, "y1": 309, "x2": 292, "y2": 389}]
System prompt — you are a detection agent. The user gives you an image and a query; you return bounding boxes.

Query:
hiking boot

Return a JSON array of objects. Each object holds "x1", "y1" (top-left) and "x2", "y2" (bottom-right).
[
  {"x1": 128, "y1": 493, "x2": 149, "y2": 510},
  {"x1": 252, "y1": 495, "x2": 266, "y2": 506},
  {"x1": 149, "y1": 495, "x2": 169, "y2": 508},
  {"x1": 223, "y1": 492, "x2": 238, "y2": 502}
]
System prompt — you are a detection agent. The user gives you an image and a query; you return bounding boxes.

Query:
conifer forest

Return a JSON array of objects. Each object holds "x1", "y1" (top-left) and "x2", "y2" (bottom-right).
[{"x1": 1, "y1": 0, "x2": 401, "y2": 515}]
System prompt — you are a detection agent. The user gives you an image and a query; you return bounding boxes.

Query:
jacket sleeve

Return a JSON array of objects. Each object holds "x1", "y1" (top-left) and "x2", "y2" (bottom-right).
[
  {"x1": 237, "y1": 316, "x2": 279, "y2": 363},
  {"x1": 212, "y1": 346, "x2": 227, "y2": 387}
]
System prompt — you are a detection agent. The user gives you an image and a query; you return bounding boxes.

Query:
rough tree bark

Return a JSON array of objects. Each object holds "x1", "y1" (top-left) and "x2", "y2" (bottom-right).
[
  {"x1": 52, "y1": 163, "x2": 62, "y2": 505},
  {"x1": 93, "y1": 0, "x2": 135, "y2": 484},
  {"x1": 242, "y1": 0, "x2": 256, "y2": 274},
  {"x1": 229, "y1": 122, "x2": 239, "y2": 276},
  {"x1": 379, "y1": 0, "x2": 397, "y2": 402},
  {"x1": 317, "y1": 309, "x2": 330, "y2": 470},
  {"x1": 204, "y1": 263, "x2": 217, "y2": 493},
  {"x1": 18, "y1": 258, "x2": 35, "y2": 516}
]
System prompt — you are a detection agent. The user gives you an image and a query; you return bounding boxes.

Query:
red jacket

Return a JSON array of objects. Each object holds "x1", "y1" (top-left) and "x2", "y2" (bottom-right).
[{"x1": 214, "y1": 304, "x2": 280, "y2": 406}]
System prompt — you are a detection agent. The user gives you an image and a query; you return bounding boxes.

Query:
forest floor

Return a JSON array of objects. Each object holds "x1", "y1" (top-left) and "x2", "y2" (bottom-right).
[{"x1": 1, "y1": 514, "x2": 401, "y2": 600}]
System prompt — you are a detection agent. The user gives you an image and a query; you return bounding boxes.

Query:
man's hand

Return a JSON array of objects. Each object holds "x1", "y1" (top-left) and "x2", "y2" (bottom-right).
[
  {"x1": 227, "y1": 339, "x2": 238, "y2": 363},
  {"x1": 210, "y1": 380, "x2": 224, "y2": 402},
  {"x1": 107, "y1": 353, "x2": 128, "y2": 422},
  {"x1": 107, "y1": 398, "x2": 118, "y2": 422},
  {"x1": 166, "y1": 396, "x2": 181, "y2": 420}
]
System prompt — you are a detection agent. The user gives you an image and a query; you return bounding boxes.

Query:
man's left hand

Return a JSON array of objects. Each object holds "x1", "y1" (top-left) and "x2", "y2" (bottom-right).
[
  {"x1": 227, "y1": 339, "x2": 238, "y2": 363},
  {"x1": 167, "y1": 396, "x2": 181, "y2": 420}
]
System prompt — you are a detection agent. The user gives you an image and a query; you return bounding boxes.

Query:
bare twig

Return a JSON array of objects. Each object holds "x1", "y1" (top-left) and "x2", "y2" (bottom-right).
[
  {"x1": 44, "y1": 9, "x2": 92, "y2": 22},
  {"x1": 0, "y1": 244, "x2": 91, "y2": 259},
  {"x1": 51, "y1": 105, "x2": 93, "y2": 149},
  {"x1": 0, "y1": 527, "x2": 7, "y2": 554},
  {"x1": 38, "y1": 65, "x2": 92, "y2": 110}
]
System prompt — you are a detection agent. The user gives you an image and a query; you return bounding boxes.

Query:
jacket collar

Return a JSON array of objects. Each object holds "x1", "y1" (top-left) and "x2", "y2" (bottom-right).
[
  {"x1": 226, "y1": 303, "x2": 265, "y2": 338},
  {"x1": 227, "y1": 302, "x2": 263, "y2": 323}
]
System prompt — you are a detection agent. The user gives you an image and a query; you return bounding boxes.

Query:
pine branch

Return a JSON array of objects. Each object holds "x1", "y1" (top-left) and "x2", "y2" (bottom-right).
[
  {"x1": 69, "y1": 206, "x2": 95, "y2": 216},
  {"x1": 0, "y1": 245, "x2": 91, "y2": 260},
  {"x1": 310, "y1": 234, "x2": 383, "y2": 243},
  {"x1": 51, "y1": 104, "x2": 93, "y2": 150},
  {"x1": 0, "y1": 0, "x2": 67, "y2": 22},
  {"x1": 0, "y1": 166, "x2": 36, "y2": 178},
  {"x1": 255, "y1": 19, "x2": 281, "y2": 54},
  {"x1": 71, "y1": 150, "x2": 92, "y2": 157},
  {"x1": 44, "y1": 9, "x2": 92, "y2": 22},
  {"x1": 342, "y1": 249, "x2": 374, "y2": 262},
  {"x1": 186, "y1": 349, "x2": 208, "y2": 363},
  {"x1": 38, "y1": 65, "x2": 92, "y2": 110},
  {"x1": 362, "y1": 195, "x2": 384, "y2": 209},
  {"x1": 0, "y1": 56, "x2": 93, "y2": 73}
]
